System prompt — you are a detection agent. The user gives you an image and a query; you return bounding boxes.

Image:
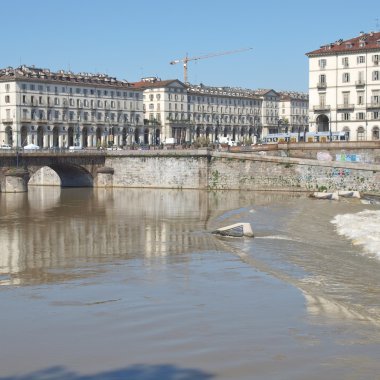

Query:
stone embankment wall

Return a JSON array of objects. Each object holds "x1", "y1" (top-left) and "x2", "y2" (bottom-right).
[
  {"x1": 105, "y1": 149, "x2": 380, "y2": 193},
  {"x1": 107, "y1": 150, "x2": 209, "y2": 189},
  {"x1": 263, "y1": 141, "x2": 380, "y2": 163},
  {"x1": 209, "y1": 152, "x2": 380, "y2": 192}
]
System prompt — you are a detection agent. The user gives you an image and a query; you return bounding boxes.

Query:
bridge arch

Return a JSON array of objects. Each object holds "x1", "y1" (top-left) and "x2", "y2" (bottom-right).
[{"x1": 29, "y1": 164, "x2": 93, "y2": 187}]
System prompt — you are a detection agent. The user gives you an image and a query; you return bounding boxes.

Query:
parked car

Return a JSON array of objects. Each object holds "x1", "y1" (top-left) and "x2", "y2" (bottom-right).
[
  {"x1": 0, "y1": 144, "x2": 12, "y2": 150},
  {"x1": 69, "y1": 146, "x2": 83, "y2": 151},
  {"x1": 23, "y1": 143, "x2": 40, "y2": 150}
]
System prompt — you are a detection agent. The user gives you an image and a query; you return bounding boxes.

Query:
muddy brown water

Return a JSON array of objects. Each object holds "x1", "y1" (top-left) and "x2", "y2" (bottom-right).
[{"x1": 0, "y1": 187, "x2": 379, "y2": 379}]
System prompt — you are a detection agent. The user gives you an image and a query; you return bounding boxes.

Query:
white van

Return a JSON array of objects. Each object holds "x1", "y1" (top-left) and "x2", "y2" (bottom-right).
[
  {"x1": 218, "y1": 137, "x2": 237, "y2": 146},
  {"x1": 0, "y1": 144, "x2": 12, "y2": 150},
  {"x1": 69, "y1": 146, "x2": 83, "y2": 151}
]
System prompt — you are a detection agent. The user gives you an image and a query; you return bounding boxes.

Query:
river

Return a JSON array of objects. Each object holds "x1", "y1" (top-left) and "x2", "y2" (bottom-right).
[{"x1": 0, "y1": 187, "x2": 379, "y2": 380}]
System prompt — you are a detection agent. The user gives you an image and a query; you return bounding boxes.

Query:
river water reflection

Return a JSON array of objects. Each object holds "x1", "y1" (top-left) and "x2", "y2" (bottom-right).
[{"x1": 0, "y1": 188, "x2": 379, "y2": 379}]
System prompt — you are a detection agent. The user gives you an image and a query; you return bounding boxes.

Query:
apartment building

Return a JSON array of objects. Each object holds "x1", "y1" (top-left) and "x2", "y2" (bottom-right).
[
  {"x1": 133, "y1": 78, "x2": 187, "y2": 143},
  {"x1": 186, "y1": 84, "x2": 263, "y2": 144},
  {"x1": 306, "y1": 31, "x2": 380, "y2": 140},
  {"x1": 134, "y1": 78, "x2": 290, "y2": 144},
  {"x1": 0, "y1": 65, "x2": 146, "y2": 148},
  {"x1": 279, "y1": 91, "x2": 309, "y2": 133}
]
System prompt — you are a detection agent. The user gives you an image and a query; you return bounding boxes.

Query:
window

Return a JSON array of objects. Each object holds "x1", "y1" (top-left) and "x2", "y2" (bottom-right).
[
  {"x1": 357, "y1": 93, "x2": 364, "y2": 105},
  {"x1": 343, "y1": 73, "x2": 350, "y2": 83},
  {"x1": 5, "y1": 95, "x2": 10, "y2": 103},
  {"x1": 30, "y1": 84, "x2": 35, "y2": 91},
  {"x1": 22, "y1": 84, "x2": 27, "y2": 91},
  {"x1": 357, "y1": 127, "x2": 365, "y2": 140},
  {"x1": 5, "y1": 83, "x2": 10, "y2": 92},
  {"x1": 373, "y1": 54, "x2": 379, "y2": 64},
  {"x1": 342, "y1": 57, "x2": 349, "y2": 67},
  {"x1": 373, "y1": 127, "x2": 379, "y2": 140},
  {"x1": 319, "y1": 93, "x2": 326, "y2": 106},
  {"x1": 374, "y1": 112, "x2": 379, "y2": 120},
  {"x1": 343, "y1": 92, "x2": 350, "y2": 105},
  {"x1": 319, "y1": 74, "x2": 326, "y2": 84},
  {"x1": 357, "y1": 55, "x2": 365, "y2": 64},
  {"x1": 357, "y1": 112, "x2": 365, "y2": 120},
  {"x1": 343, "y1": 113, "x2": 350, "y2": 121},
  {"x1": 76, "y1": 88, "x2": 81, "y2": 94},
  {"x1": 318, "y1": 59, "x2": 327, "y2": 68},
  {"x1": 38, "y1": 85, "x2": 43, "y2": 92},
  {"x1": 373, "y1": 71, "x2": 379, "y2": 81}
]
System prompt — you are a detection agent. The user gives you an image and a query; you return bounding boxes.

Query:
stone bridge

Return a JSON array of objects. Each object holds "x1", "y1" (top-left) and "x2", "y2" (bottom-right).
[
  {"x1": 1, "y1": 144, "x2": 380, "y2": 193},
  {"x1": 0, "y1": 150, "x2": 112, "y2": 192}
]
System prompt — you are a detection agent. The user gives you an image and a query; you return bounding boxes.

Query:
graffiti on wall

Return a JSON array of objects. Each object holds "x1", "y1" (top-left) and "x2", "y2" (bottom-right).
[
  {"x1": 332, "y1": 168, "x2": 351, "y2": 177},
  {"x1": 335, "y1": 154, "x2": 361, "y2": 162}
]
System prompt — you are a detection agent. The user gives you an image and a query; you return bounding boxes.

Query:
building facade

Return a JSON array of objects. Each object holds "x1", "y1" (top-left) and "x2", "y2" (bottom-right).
[
  {"x1": 279, "y1": 91, "x2": 309, "y2": 134},
  {"x1": 306, "y1": 31, "x2": 380, "y2": 141},
  {"x1": 135, "y1": 78, "x2": 292, "y2": 144},
  {"x1": 0, "y1": 65, "x2": 308, "y2": 148},
  {"x1": 0, "y1": 65, "x2": 149, "y2": 148}
]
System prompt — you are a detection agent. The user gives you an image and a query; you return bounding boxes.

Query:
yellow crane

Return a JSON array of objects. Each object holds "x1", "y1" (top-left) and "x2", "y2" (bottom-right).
[{"x1": 169, "y1": 47, "x2": 253, "y2": 83}]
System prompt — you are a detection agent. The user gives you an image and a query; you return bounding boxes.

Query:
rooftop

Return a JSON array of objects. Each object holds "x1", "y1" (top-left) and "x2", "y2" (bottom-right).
[
  {"x1": 306, "y1": 31, "x2": 380, "y2": 56},
  {"x1": 0, "y1": 65, "x2": 135, "y2": 88}
]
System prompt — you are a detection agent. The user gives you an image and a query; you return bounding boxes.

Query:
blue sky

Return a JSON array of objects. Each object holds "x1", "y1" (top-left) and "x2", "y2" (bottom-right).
[{"x1": 1, "y1": 0, "x2": 379, "y2": 92}]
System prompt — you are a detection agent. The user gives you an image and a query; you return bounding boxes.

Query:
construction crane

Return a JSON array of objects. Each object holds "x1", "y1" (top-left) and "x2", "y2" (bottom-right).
[{"x1": 169, "y1": 47, "x2": 253, "y2": 83}]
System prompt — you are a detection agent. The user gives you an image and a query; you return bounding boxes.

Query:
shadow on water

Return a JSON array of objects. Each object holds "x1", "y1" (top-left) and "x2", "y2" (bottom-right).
[{"x1": 0, "y1": 364, "x2": 215, "y2": 380}]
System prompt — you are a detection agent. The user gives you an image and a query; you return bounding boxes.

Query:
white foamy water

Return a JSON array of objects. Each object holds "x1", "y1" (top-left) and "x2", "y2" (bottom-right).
[{"x1": 331, "y1": 210, "x2": 380, "y2": 259}]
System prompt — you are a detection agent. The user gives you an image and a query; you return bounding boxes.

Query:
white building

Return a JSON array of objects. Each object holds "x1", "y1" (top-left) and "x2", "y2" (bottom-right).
[
  {"x1": 135, "y1": 78, "x2": 291, "y2": 144},
  {"x1": 133, "y1": 77, "x2": 188, "y2": 143},
  {"x1": 0, "y1": 65, "x2": 148, "y2": 148},
  {"x1": 306, "y1": 31, "x2": 380, "y2": 141},
  {"x1": 279, "y1": 91, "x2": 309, "y2": 134}
]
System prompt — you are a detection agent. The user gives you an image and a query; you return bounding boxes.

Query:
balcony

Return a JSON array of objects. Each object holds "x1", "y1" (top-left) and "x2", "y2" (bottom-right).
[
  {"x1": 337, "y1": 104, "x2": 355, "y2": 110},
  {"x1": 355, "y1": 80, "x2": 365, "y2": 87},
  {"x1": 367, "y1": 102, "x2": 380, "y2": 109},
  {"x1": 313, "y1": 105, "x2": 330, "y2": 112},
  {"x1": 2, "y1": 118, "x2": 13, "y2": 124},
  {"x1": 36, "y1": 118, "x2": 48, "y2": 124},
  {"x1": 317, "y1": 82, "x2": 327, "y2": 89}
]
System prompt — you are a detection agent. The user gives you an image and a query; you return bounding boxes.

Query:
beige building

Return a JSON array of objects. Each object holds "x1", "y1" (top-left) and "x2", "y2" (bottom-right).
[
  {"x1": 135, "y1": 78, "x2": 290, "y2": 144},
  {"x1": 0, "y1": 65, "x2": 147, "y2": 148},
  {"x1": 306, "y1": 31, "x2": 380, "y2": 140},
  {"x1": 279, "y1": 91, "x2": 309, "y2": 134}
]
